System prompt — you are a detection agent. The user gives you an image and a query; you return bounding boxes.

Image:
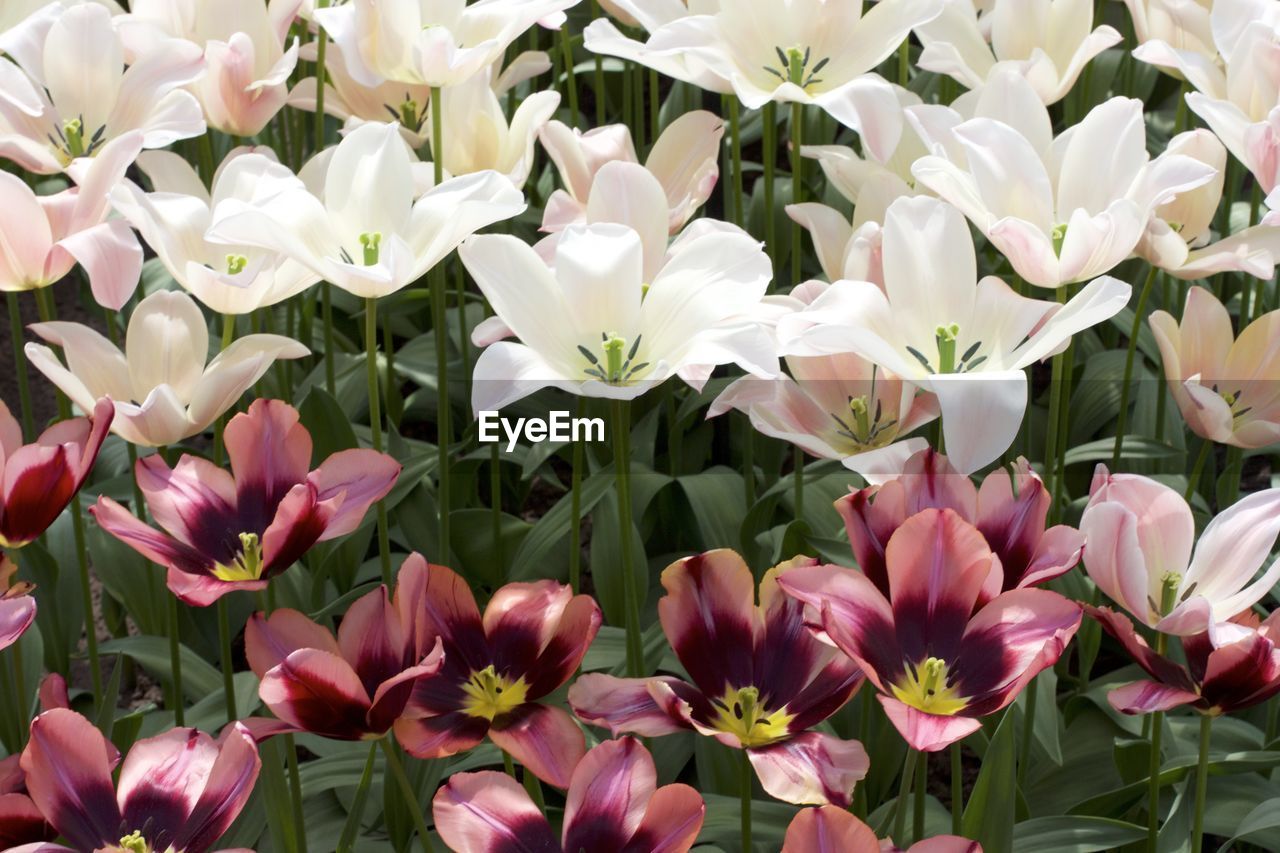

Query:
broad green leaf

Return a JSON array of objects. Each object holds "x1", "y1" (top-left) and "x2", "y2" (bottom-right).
[
  {"x1": 1011, "y1": 816, "x2": 1146, "y2": 852},
  {"x1": 964, "y1": 708, "x2": 1016, "y2": 853}
]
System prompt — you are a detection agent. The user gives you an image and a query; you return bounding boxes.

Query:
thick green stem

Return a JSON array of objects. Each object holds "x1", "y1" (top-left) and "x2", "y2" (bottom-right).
[
  {"x1": 893, "y1": 749, "x2": 920, "y2": 844},
  {"x1": 951, "y1": 743, "x2": 963, "y2": 834},
  {"x1": 790, "y1": 101, "x2": 803, "y2": 286},
  {"x1": 913, "y1": 749, "x2": 926, "y2": 842},
  {"x1": 740, "y1": 748, "x2": 753, "y2": 853},
  {"x1": 314, "y1": 0, "x2": 329, "y2": 154},
  {"x1": 1042, "y1": 288, "x2": 1069, "y2": 511},
  {"x1": 431, "y1": 86, "x2": 452, "y2": 566},
  {"x1": 216, "y1": 597, "x2": 237, "y2": 723},
  {"x1": 1191, "y1": 713, "x2": 1213, "y2": 852},
  {"x1": 380, "y1": 739, "x2": 435, "y2": 853},
  {"x1": 1184, "y1": 437, "x2": 1213, "y2": 502},
  {"x1": 1113, "y1": 265, "x2": 1160, "y2": 468},
  {"x1": 613, "y1": 399, "x2": 643, "y2": 677},
  {"x1": 336, "y1": 740, "x2": 379, "y2": 853},
  {"x1": 212, "y1": 314, "x2": 236, "y2": 465},
  {"x1": 285, "y1": 733, "x2": 308, "y2": 853},
  {"x1": 1146, "y1": 710, "x2": 1165, "y2": 851},
  {"x1": 6, "y1": 292, "x2": 34, "y2": 438},
  {"x1": 590, "y1": 0, "x2": 606, "y2": 124},
  {"x1": 364, "y1": 298, "x2": 392, "y2": 585},
  {"x1": 561, "y1": 27, "x2": 580, "y2": 121}
]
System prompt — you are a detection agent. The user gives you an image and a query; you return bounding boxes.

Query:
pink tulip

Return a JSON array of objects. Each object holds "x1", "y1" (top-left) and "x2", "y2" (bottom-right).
[
  {"x1": 780, "y1": 509, "x2": 1081, "y2": 752},
  {"x1": 245, "y1": 557, "x2": 446, "y2": 742},
  {"x1": 783, "y1": 805, "x2": 981, "y2": 852},
  {"x1": 91, "y1": 399, "x2": 399, "y2": 606},
  {"x1": 0, "y1": 131, "x2": 143, "y2": 310},
  {"x1": 570, "y1": 550, "x2": 868, "y2": 806},
  {"x1": 0, "y1": 555, "x2": 36, "y2": 654},
  {"x1": 0, "y1": 753, "x2": 55, "y2": 848},
  {"x1": 19, "y1": 709, "x2": 260, "y2": 853},
  {"x1": 0, "y1": 397, "x2": 113, "y2": 549},
  {"x1": 394, "y1": 559, "x2": 602, "y2": 789},
  {"x1": 433, "y1": 737, "x2": 705, "y2": 853},
  {"x1": 836, "y1": 448, "x2": 1084, "y2": 600},
  {"x1": 1081, "y1": 466, "x2": 1280, "y2": 635},
  {"x1": 1090, "y1": 606, "x2": 1280, "y2": 716},
  {"x1": 1150, "y1": 286, "x2": 1280, "y2": 449}
]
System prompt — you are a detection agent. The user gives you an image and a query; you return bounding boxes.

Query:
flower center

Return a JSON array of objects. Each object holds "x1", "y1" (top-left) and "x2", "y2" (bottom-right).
[
  {"x1": 1052, "y1": 222, "x2": 1069, "y2": 256},
  {"x1": 709, "y1": 686, "x2": 795, "y2": 748},
  {"x1": 211, "y1": 533, "x2": 265, "y2": 582},
  {"x1": 890, "y1": 656, "x2": 967, "y2": 716},
  {"x1": 117, "y1": 831, "x2": 153, "y2": 853},
  {"x1": 828, "y1": 367, "x2": 898, "y2": 448},
  {"x1": 764, "y1": 45, "x2": 830, "y2": 91},
  {"x1": 385, "y1": 95, "x2": 425, "y2": 129},
  {"x1": 460, "y1": 665, "x2": 529, "y2": 721},
  {"x1": 1211, "y1": 383, "x2": 1252, "y2": 423},
  {"x1": 906, "y1": 325, "x2": 987, "y2": 375},
  {"x1": 225, "y1": 254, "x2": 249, "y2": 275},
  {"x1": 579, "y1": 333, "x2": 648, "y2": 385}
]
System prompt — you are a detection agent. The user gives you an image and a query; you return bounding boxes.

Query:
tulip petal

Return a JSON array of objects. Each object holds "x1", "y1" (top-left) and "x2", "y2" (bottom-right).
[
  {"x1": 746, "y1": 731, "x2": 869, "y2": 807},
  {"x1": 338, "y1": 584, "x2": 407, "y2": 697},
  {"x1": 568, "y1": 674, "x2": 696, "y2": 738},
  {"x1": 562, "y1": 737, "x2": 655, "y2": 852},
  {"x1": 223, "y1": 399, "x2": 313, "y2": 533},
  {"x1": 523, "y1": 593, "x2": 603, "y2": 699},
  {"x1": 133, "y1": 454, "x2": 239, "y2": 560},
  {"x1": 244, "y1": 609, "x2": 341, "y2": 679},
  {"x1": 395, "y1": 711, "x2": 490, "y2": 760},
  {"x1": 55, "y1": 219, "x2": 143, "y2": 311},
  {"x1": 1182, "y1": 488, "x2": 1280, "y2": 625},
  {"x1": 174, "y1": 724, "x2": 262, "y2": 853},
  {"x1": 781, "y1": 806, "x2": 879, "y2": 853},
  {"x1": 432, "y1": 771, "x2": 558, "y2": 853},
  {"x1": 89, "y1": 495, "x2": 215, "y2": 578},
  {"x1": 488, "y1": 703, "x2": 586, "y2": 789},
  {"x1": 309, "y1": 448, "x2": 400, "y2": 539},
  {"x1": 878, "y1": 695, "x2": 983, "y2": 752},
  {"x1": 117, "y1": 727, "x2": 220, "y2": 841},
  {"x1": 623, "y1": 783, "x2": 705, "y2": 853},
  {"x1": 189, "y1": 334, "x2": 310, "y2": 432},
  {"x1": 1107, "y1": 680, "x2": 1202, "y2": 715},
  {"x1": 20, "y1": 709, "x2": 122, "y2": 851},
  {"x1": 0, "y1": 443, "x2": 75, "y2": 547},
  {"x1": 0, "y1": 594, "x2": 36, "y2": 652},
  {"x1": 482, "y1": 580, "x2": 573, "y2": 678},
  {"x1": 259, "y1": 649, "x2": 374, "y2": 740},
  {"x1": 657, "y1": 550, "x2": 758, "y2": 699}
]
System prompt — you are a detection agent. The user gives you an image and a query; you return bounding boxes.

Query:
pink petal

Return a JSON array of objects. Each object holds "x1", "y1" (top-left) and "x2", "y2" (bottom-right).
[
  {"x1": 0, "y1": 594, "x2": 36, "y2": 652},
  {"x1": 746, "y1": 731, "x2": 868, "y2": 807},
  {"x1": 568, "y1": 674, "x2": 693, "y2": 738},
  {"x1": 367, "y1": 639, "x2": 446, "y2": 733},
  {"x1": 337, "y1": 584, "x2": 407, "y2": 697},
  {"x1": 174, "y1": 723, "x2": 261, "y2": 853},
  {"x1": 524, "y1": 593, "x2": 603, "y2": 699},
  {"x1": 20, "y1": 709, "x2": 122, "y2": 850},
  {"x1": 117, "y1": 727, "x2": 221, "y2": 838},
  {"x1": 309, "y1": 448, "x2": 400, "y2": 539},
  {"x1": 782, "y1": 806, "x2": 879, "y2": 853},
  {"x1": 0, "y1": 791, "x2": 56, "y2": 847},
  {"x1": 1107, "y1": 680, "x2": 1202, "y2": 715},
  {"x1": 0, "y1": 443, "x2": 76, "y2": 547},
  {"x1": 394, "y1": 711, "x2": 490, "y2": 760},
  {"x1": 133, "y1": 453, "x2": 239, "y2": 557},
  {"x1": 878, "y1": 696, "x2": 983, "y2": 753},
  {"x1": 54, "y1": 219, "x2": 143, "y2": 311},
  {"x1": 432, "y1": 771, "x2": 557, "y2": 853},
  {"x1": 89, "y1": 496, "x2": 213, "y2": 578},
  {"x1": 395, "y1": 557, "x2": 490, "y2": 673},
  {"x1": 563, "y1": 737, "x2": 655, "y2": 851},
  {"x1": 258, "y1": 649, "x2": 374, "y2": 740},
  {"x1": 223, "y1": 399, "x2": 313, "y2": 533},
  {"x1": 165, "y1": 567, "x2": 265, "y2": 608},
  {"x1": 482, "y1": 580, "x2": 574, "y2": 678},
  {"x1": 488, "y1": 703, "x2": 586, "y2": 789},
  {"x1": 624, "y1": 782, "x2": 705, "y2": 853},
  {"x1": 260, "y1": 482, "x2": 336, "y2": 575},
  {"x1": 244, "y1": 609, "x2": 340, "y2": 679}
]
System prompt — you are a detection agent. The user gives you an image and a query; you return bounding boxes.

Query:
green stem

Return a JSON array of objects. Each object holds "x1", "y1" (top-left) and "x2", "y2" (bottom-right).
[
  {"x1": 70, "y1": 495, "x2": 101, "y2": 700},
  {"x1": 649, "y1": 69, "x2": 660, "y2": 143},
  {"x1": 285, "y1": 733, "x2": 308, "y2": 853},
  {"x1": 898, "y1": 37, "x2": 910, "y2": 86},
  {"x1": 1147, "y1": 710, "x2": 1165, "y2": 852},
  {"x1": 1019, "y1": 674, "x2": 1038, "y2": 788},
  {"x1": 314, "y1": 0, "x2": 329, "y2": 155},
  {"x1": 612, "y1": 399, "x2": 643, "y2": 677},
  {"x1": 792, "y1": 447, "x2": 805, "y2": 520},
  {"x1": 740, "y1": 748, "x2": 752, "y2": 853},
  {"x1": 1191, "y1": 713, "x2": 1213, "y2": 852},
  {"x1": 216, "y1": 597, "x2": 237, "y2": 723},
  {"x1": 431, "y1": 86, "x2": 452, "y2": 566},
  {"x1": 1042, "y1": 288, "x2": 1069, "y2": 511},
  {"x1": 491, "y1": 443, "x2": 504, "y2": 580},
  {"x1": 561, "y1": 27, "x2": 580, "y2": 121},
  {"x1": 12, "y1": 627, "x2": 26, "y2": 742},
  {"x1": 1184, "y1": 437, "x2": 1213, "y2": 502},
  {"x1": 322, "y1": 283, "x2": 336, "y2": 396},
  {"x1": 212, "y1": 314, "x2": 236, "y2": 466},
  {"x1": 590, "y1": 0, "x2": 606, "y2": 125},
  {"x1": 951, "y1": 743, "x2": 963, "y2": 834},
  {"x1": 364, "y1": 298, "x2": 392, "y2": 585},
  {"x1": 1113, "y1": 265, "x2": 1160, "y2": 469},
  {"x1": 167, "y1": 590, "x2": 184, "y2": 726},
  {"x1": 380, "y1": 739, "x2": 436, "y2": 853},
  {"x1": 727, "y1": 97, "x2": 756, "y2": 507},
  {"x1": 6, "y1": 292, "x2": 34, "y2": 438},
  {"x1": 569, "y1": 399, "x2": 584, "y2": 594},
  {"x1": 893, "y1": 749, "x2": 919, "y2": 844},
  {"x1": 913, "y1": 748, "x2": 926, "y2": 843},
  {"x1": 456, "y1": 264, "x2": 471, "y2": 409},
  {"x1": 763, "y1": 103, "x2": 777, "y2": 280},
  {"x1": 336, "y1": 740, "x2": 379, "y2": 853},
  {"x1": 790, "y1": 101, "x2": 803, "y2": 286}
]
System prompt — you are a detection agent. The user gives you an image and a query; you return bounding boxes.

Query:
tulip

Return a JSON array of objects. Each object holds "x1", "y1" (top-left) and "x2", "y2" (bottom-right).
[
  {"x1": 26, "y1": 290, "x2": 308, "y2": 447},
  {"x1": 540, "y1": 110, "x2": 724, "y2": 234},
  {"x1": 464, "y1": 220, "x2": 778, "y2": 413},
  {"x1": 0, "y1": 132, "x2": 143, "y2": 310},
  {"x1": 109, "y1": 148, "x2": 321, "y2": 315},
  {"x1": 915, "y1": 0, "x2": 1121, "y2": 104},
  {"x1": 118, "y1": 0, "x2": 301, "y2": 137},
  {"x1": 584, "y1": 1, "x2": 732, "y2": 96},
  {"x1": 206, "y1": 121, "x2": 526, "y2": 299},
  {"x1": 0, "y1": 555, "x2": 36, "y2": 653},
  {"x1": 838, "y1": 447, "x2": 1085, "y2": 597},
  {"x1": 590, "y1": 0, "x2": 942, "y2": 136},
  {"x1": 1138, "y1": 130, "x2": 1280, "y2": 280},
  {"x1": 19, "y1": 709, "x2": 260, "y2": 853},
  {"x1": 708, "y1": 353, "x2": 938, "y2": 484},
  {"x1": 1090, "y1": 606, "x2": 1280, "y2": 716},
  {"x1": 777, "y1": 196, "x2": 1131, "y2": 474},
  {"x1": 0, "y1": 0, "x2": 120, "y2": 37},
  {"x1": 393, "y1": 559, "x2": 601, "y2": 788},
  {"x1": 783, "y1": 805, "x2": 981, "y2": 853},
  {"x1": 0, "y1": 753, "x2": 55, "y2": 848},
  {"x1": 314, "y1": 0, "x2": 579, "y2": 89},
  {"x1": 1080, "y1": 466, "x2": 1280, "y2": 635},
  {"x1": 245, "y1": 562, "x2": 446, "y2": 741},
  {"x1": 1124, "y1": 0, "x2": 1215, "y2": 70},
  {"x1": 1133, "y1": 0, "x2": 1280, "y2": 192},
  {"x1": 0, "y1": 397, "x2": 112, "y2": 549},
  {"x1": 434, "y1": 737, "x2": 705, "y2": 853},
  {"x1": 1149, "y1": 286, "x2": 1280, "y2": 448},
  {"x1": 91, "y1": 398, "x2": 399, "y2": 606},
  {"x1": 0, "y1": 3, "x2": 205, "y2": 174},
  {"x1": 571, "y1": 551, "x2": 867, "y2": 805},
  {"x1": 780, "y1": 509, "x2": 1081, "y2": 752},
  {"x1": 910, "y1": 89, "x2": 1218, "y2": 289}
]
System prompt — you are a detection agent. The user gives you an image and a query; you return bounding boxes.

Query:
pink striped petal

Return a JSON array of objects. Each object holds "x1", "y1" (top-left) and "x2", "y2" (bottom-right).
[
  {"x1": 1107, "y1": 681, "x2": 1202, "y2": 715},
  {"x1": 563, "y1": 737, "x2": 654, "y2": 852},
  {"x1": 337, "y1": 585, "x2": 407, "y2": 696},
  {"x1": 624, "y1": 782, "x2": 705, "y2": 853},
  {"x1": 117, "y1": 728, "x2": 221, "y2": 838},
  {"x1": 0, "y1": 443, "x2": 76, "y2": 547},
  {"x1": 782, "y1": 806, "x2": 879, "y2": 853},
  {"x1": 394, "y1": 711, "x2": 490, "y2": 760},
  {"x1": 89, "y1": 496, "x2": 213, "y2": 578},
  {"x1": 259, "y1": 649, "x2": 374, "y2": 740},
  {"x1": 260, "y1": 482, "x2": 336, "y2": 575},
  {"x1": 746, "y1": 731, "x2": 868, "y2": 807},
  {"x1": 432, "y1": 771, "x2": 557, "y2": 853},
  {"x1": 488, "y1": 704, "x2": 586, "y2": 790},
  {"x1": 0, "y1": 594, "x2": 36, "y2": 652},
  {"x1": 568, "y1": 674, "x2": 693, "y2": 738},
  {"x1": 878, "y1": 696, "x2": 982, "y2": 753},
  {"x1": 174, "y1": 723, "x2": 261, "y2": 853},
  {"x1": 223, "y1": 399, "x2": 313, "y2": 534},
  {"x1": 310, "y1": 448, "x2": 401, "y2": 539},
  {"x1": 657, "y1": 550, "x2": 758, "y2": 699},
  {"x1": 524, "y1": 593, "x2": 602, "y2": 699},
  {"x1": 367, "y1": 639, "x2": 446, "y2": 733},
  {"x1": 20, "y1": 710, "x2": 122, "y2": 851},
  {"x1": 482, "y1": 580, "x2": 573, "y2": 678},
  {"x1": 244, "y1": 609, "x2": 340, "y2": 679}
]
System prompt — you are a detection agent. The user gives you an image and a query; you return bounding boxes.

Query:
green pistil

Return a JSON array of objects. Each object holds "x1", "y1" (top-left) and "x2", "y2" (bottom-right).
[
  {"x1": 400, "y1": 97, "x2": 420, "y2": 127},
  {"x1": 212, "y1": 532, "x2": 264, "y2": 583},
  {"x1": 603, "y1": 335, "x2": 625, "y2": 381},
  {"x1": 764, "y1": 45, "x2": 829, "y2": 90},
  {"x1": 226, "y1": 254, "x2": 249, "y2": 275},
  {"x1": 1159, "y1": 572, "x2": 1181, "y2": 617},
  {"x1": 579, "y1": 333, "x2": 648, "y2": 385},
  {"x1": 360, "y1": 232, "x2": 382, "y2": 266},
  {"x1": 63, "y1": 118, "x2": 85, "y2": 158},
  {"x1": 849, "y1": 396, "x2": 871, "y2": 440},
  {"x1": 118, "y1": 831, "x2": 150, "y2": 853},
  {"x1": 1052, "y1": 222, "x2": 1068, "y2": 257},
  {"x1": 935, "y1": 324, "x2": 960, "y2": 374}
]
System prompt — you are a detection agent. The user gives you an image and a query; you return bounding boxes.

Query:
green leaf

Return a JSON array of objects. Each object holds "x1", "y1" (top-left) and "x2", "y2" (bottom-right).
[
  {"x1": 964, "y1": 708, "x2": 1017, "y2": 853},
  {"x1": 98, "y1": 636, "x2": 223, "y2": 701},
  {"x1": 1063, "y1": 437, "x2": 1180, "y2": 467},
  {"x1": 1011, "y1": 816, "x2": 1146, "y2": 852},
  {"x1": 679, "y1": 467, "x2": 747, "y2": 551},
  {"x1": 508, "y1": 468, "x2": 614, "y2": 581}
]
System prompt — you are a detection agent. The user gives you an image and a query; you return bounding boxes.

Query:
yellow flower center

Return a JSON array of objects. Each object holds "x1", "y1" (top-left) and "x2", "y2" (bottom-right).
[
  {"x1": 709, "y1": 686, "x2": 795, "y2": 748},
  {"x1": 890, "y1": 657, "x2": 967, "y2": 716},
  {"x1": 460, "y1": 665, "x2": 529, "y2": 721},
  {"x1": 211, "y1": 532, "x2": 264, "y2": 582},
  {"x1": 117, "y1": 831, "x2": 153, "y2": 853}
]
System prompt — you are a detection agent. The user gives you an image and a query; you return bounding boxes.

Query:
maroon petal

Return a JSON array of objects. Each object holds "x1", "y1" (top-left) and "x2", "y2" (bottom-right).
[
  {"x1": 745, "y1": 731, "x2": 868, "y2": 807},
  {"x1": 835, "y1": 487, "x2": 900, "y2": 595},
  {"x1": 657, "y1": 550, "x2": 758, "y2": 698},
  {"x1": 0, "y1": 792, "x2": 56, "y2": 847},
  {"x1": 394, "y1": 711, "x2": 489, "y2": 760},
  {"x1": 90, "y1": 496, "x2": 214, "y2": 577},
  {"x1": 310, "y1": 448, "x2": 400, "y2": 539},
  {"x1": 568, "y1": 674, "x2": 695, "y2": 738},
  {"x1": 489, "y1": 704, "x2": 586, "y2": 789},
  {"x1": 432, "y1": 771, "x2": 559, "y2": 853},
  {"x1": 523, "y1": 594, "x2": 603, "y2": 699},
  {"x1": 20, "y1": 709, "x2": 122, "y2": 850},
  {"x1": 134, "y1": 453, "x2": 240, "y2": 563},
  {"x1": 1200, "y1": 631, "x2": 1280, "y2": 713},
  {"x1": 1107, "y1": 681, "x2": 1202, "y2": 715},
  {"x1": 622, "y1": 783, "x2": 705, "y2": 853},
  {"x1": 395, "y1": 557, "x2": 490, "y2": 673},
  {"x1": 259, "y1": 649, "x2": 374, "y2": 740},
  {"x1": 781, "y1": 806, "x2": 879, "y2": 853},
  {"x1": 223, "y1": 399, "x2": 313, "y2": 535},
  {"x1": 260, "y1": 482, "x2": 336, "y2": 576},
  {"x1": 117, "y1": 728, "x2": 220, "y2": 842},
  {"x1": 483, "y1": 580, "x2": 575, "y2": 678},
  {"x1": 173, "y1": 723, "x2": 262, "y2": 853},
  {"x1": 69, "y1": 398, "x2": 114, "y2": 486},
  {"x1": 244, "y1": 609, "x2": 340, "y2": 679},
  {"x1": 0, "y1": 444, "x2": 75, "y2": 547},
  {"x1": 1086, "y1": 606, "x2": 1196, "y2": 690},
  {"x1": 337, "y1": 585, "x2": 407, "y2": 697},
  {"x1": 562, "y1": 738, "x2": 655, "y2": 852},
  {"x1": 367, "y1": 639, "x2": 446, "y2": 733},
  {"x1": 878, "y1": 696, "x2": 982, "y2": 753},
  {"x1": 975, "y1": 459, "x2": 1053, "y2": 589}
]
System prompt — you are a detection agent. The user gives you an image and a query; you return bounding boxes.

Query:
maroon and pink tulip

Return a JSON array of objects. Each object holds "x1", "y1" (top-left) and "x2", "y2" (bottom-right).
[
  {"x1": 0, "y1": 754, "x2": 55, "y2": 849},
  {"x1": 782, "y1": 805, "x2": 982, "y2": 852},
  {"x1": 780, "y1": 508, "x2": 1082, "y2": 752},
  {"x1": 433, "y1": 736, "x2": 704, "y2": 853},
  {"x1": 570, "y1": 550, "x2": 867, "y2": 806},
  {"x1": 91, "y1": 398, "x2": 400, "y2": 606}
]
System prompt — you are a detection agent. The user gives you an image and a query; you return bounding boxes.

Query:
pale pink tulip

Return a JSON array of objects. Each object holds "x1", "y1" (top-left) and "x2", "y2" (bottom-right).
[
  {"x1": 0, "y1": 0, "x2": 120, "y2": 38},
  {"x1": 1124, "y1": 0, "x2": 1215, "y2": 70},
  {"x1": 0, "y1": 132, "x2": 143, "y2": 310},
  {"x1": 1081, "y1": 465, "x2": 1280, "y2": 635},
  {"x1": 26, "y1": 289, "x2": 308, "y2": 447},
  {"x1": 118, "y1": 0, "x2": 302, "y2": 137},
  {"x1": 0, "y1": 3, "x2": 204, "y2": 174},
  {"x1": 1150, "y1": 286, "x2": 1280, "y2": 448}
]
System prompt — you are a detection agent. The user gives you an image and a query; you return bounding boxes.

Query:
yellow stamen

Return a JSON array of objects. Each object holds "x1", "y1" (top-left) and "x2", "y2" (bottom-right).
[
  {"x1": 118, "y1": 831, "x2": 151, "y2": 853},
  {"x1": 211, "y1": 532, "x2": 264, "y2": 582},
  {"x1": 890, "y1": 656, "x2": 967, "y2": 716},
  {"x1": 709, "y1": 686, "x2": 795, "y2": 748},
  {"x1": 460, "y1": 665, "x2": 529, "y2": 721}
]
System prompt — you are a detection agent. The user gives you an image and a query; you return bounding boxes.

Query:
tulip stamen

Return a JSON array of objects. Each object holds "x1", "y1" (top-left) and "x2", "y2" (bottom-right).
[
  {"x1": 360, "y1": 232, "x2": 383, "y2": 266},
  {"x1": 212, "y1": 532, "x2": 265, "y2": 582},
  {"x1": 118, "y1": 831, "x2": 151, "y2": 853},
  {"x1": 226, "y1": 254, "x2": 249, "y2": 276},
  {"x1": 460, "y1": 664, "x2": 529, "y2": 721},
  {"x1": 710, "y1": 685, "x2": 795, "y2": 748},
  {"x1": 891, "y1": 656, "x2": 967, "y2": 716},
  {"x1": 763, "y1": 45, "x2": 830, "y2": 90},
  {"x1": 581, "y1": 333, "x2": 647, "y2": 384},
  {"x1": 831, "y1": 395, "x2": 898, "y2": 448},
  {"x1": 384, "y1": 95, "x2": 426, "y2": 129},
  {"x1": 1052, "y1": 222, "x2": 1069, "y2": 256}
]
